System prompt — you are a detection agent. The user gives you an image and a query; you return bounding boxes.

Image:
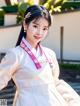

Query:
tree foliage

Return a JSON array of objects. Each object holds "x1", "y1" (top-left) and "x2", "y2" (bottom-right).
[{"x1": 42, "y1": 0, "x2": 80, "y2": 14}]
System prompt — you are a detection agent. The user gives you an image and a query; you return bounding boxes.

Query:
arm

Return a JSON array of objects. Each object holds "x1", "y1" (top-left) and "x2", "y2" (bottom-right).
[
  {"x1": 50, "y1": 50, "x2": 80, "y2": 106},
  {"x1": 55, "y1": 79, "x2": 80, "y2": 106},
  {"x1": 46, "y1": 48, "x2": 60, "y2": 80},
  {"x1": 0, "y1": 49, "x2": 19, "y2": 90}
]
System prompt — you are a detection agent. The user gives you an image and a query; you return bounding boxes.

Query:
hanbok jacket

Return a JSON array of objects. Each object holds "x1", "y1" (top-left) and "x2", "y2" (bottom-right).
[{"x1": 0, "y1": 38, "x2": 80, "y2": 106}]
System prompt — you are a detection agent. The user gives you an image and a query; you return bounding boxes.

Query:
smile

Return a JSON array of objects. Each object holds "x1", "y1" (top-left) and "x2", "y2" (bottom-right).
[{"x1": 34, "y1": 36, "x2": 42, "y2": 40}]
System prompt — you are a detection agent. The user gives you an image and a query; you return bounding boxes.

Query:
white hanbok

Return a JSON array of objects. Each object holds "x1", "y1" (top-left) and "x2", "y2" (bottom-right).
[{"x1": 0, "y1": 37, "x2": 80, "y2": 106}]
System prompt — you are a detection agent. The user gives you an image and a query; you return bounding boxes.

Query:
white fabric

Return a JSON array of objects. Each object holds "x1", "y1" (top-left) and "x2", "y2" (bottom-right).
[{"x1": 0, "y1": 38, "x2": 80, "y2": 106}]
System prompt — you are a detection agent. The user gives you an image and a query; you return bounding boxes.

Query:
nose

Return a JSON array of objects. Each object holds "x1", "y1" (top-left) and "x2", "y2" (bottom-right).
[{"x1": 37, "y1": 28, "x2": 43, "y2": 35}]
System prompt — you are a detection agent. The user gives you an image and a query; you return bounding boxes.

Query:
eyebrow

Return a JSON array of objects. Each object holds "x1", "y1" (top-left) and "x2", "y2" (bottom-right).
[{"x1": 33, "y1": 22, "x2": 49, "y2": 28}]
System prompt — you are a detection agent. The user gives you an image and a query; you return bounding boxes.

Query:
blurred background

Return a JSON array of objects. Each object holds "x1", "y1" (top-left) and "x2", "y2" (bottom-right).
[{"x1": 0, "y1": 0, "x2": 80, "y2": 95}]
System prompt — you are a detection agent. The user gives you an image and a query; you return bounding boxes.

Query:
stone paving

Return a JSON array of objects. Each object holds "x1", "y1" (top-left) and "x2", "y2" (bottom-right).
[{"x1": 60, "y1": 68, "x2": 80, "y2": 95}]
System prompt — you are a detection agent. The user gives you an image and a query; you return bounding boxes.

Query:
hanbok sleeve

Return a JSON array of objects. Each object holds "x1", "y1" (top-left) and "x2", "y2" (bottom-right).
[
  {"x1": 49, "y1": 49, "x2": 80, "y2": 106},
  {"x1": 0, "y1": 49, "x2": 19, "y2": 90},
  {"x1": 47, "y1": 48, "x2": 60, "y2": 80},
  {"x1": 55, "y1": 79, "x2": 80, "y2": 106}
]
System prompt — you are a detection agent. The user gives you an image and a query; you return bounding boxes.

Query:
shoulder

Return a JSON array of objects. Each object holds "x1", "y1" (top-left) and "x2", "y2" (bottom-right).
[
  {"x1": 8, "y1": 46, "x2": 22, "y2": 54},
  {"x1": 5, "y1": 46, "x2": 24, "y2": 62},
  {"x1": 42, "y1": 46, "x2": 57, "y2": 59},
  {"x1": 42, "y1": 46, "x2": 60, "y2": 79}
]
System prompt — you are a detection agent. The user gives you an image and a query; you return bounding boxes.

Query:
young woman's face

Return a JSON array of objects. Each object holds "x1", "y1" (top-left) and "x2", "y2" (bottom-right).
[{"x1": 24, "y1": 17, "x2": 49, "y2": 48}]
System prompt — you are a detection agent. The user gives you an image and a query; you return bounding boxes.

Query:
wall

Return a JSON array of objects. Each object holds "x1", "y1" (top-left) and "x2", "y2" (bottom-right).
[
  {"x1": 0, "y1": 10, "x2": 80, "y2": 62},
  {"x1": 42, "y1": 10, "x2": 80, "y2": 62},
  {"x1": 0, "y1": 25, "x2": 21, "y2": 52},
  {"x1": 0, "y1": 0, "x2": 6, "y2": 7}
]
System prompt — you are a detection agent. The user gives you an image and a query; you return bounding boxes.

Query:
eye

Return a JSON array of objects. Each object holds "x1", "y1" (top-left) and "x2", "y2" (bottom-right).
[
  {"x1": 43, "y1": 27, "x2": 48, "y2": 31},
  {"x1": 33, "y1": 25, "x2": 38, "y2": 28}
]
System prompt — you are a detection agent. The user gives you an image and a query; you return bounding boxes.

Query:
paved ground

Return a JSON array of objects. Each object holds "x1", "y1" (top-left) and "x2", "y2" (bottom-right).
[{"x1": 59, "y1": 68, "x2": 80, "y2": 95}]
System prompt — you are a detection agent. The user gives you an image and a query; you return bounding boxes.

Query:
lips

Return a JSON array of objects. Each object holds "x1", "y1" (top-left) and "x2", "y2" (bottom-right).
[{"x1": 34, "y1": 36, "x2": 42, "y2": 40}]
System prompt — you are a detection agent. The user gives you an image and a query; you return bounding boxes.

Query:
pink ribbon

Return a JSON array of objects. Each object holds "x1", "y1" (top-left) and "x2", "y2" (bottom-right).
[
  {"x1": 20, "y1": 40, "x2": 42, "y2": 69},
  {"x1": 20, "y1": 39, "x2": 52, "y2": 70}
]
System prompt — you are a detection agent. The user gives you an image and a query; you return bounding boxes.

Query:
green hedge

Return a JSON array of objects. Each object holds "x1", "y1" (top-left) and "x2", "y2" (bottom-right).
[
  {"x1": 51, "y1": 1, "x2": 80, "y2": 13},
  {"x1": 0, "y1": 8, "x2": 5, "y2": 26},
  {"x1": 61, "y1": 1, "x2": 80, "y2": 11},
  {"x1": 59, "y1": 63, "x2": 80, "y2": 70},
  {"x1": 2, "y1": 5, "x2": 18, "y2": 13}
]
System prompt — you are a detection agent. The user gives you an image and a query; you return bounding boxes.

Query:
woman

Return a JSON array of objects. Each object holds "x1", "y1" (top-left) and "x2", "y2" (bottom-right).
[{"x1": 0, "y1": 5, "x2": 80, "y2": 106}]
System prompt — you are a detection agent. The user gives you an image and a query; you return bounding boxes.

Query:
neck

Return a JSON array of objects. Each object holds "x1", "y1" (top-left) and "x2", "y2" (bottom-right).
[{"x1": 26, "y1": 38, "x2": 38, "y2": 49}]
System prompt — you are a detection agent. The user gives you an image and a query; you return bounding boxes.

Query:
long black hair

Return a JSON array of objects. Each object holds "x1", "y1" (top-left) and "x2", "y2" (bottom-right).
[{"x1": 16, "y1": 5, "x2": 51, "y2": 46}]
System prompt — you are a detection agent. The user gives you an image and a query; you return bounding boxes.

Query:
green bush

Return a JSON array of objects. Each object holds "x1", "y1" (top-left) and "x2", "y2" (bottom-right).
[
  {"x1": 59, "y1": 63, "x2": 80, "y2": 70},
  {"x1": 17, "y1": 2, "x2": 30, "y2": 24},
  {"x1": 0, "y1": 8, "x2": 5, "y2": 26},
  {"x1": 61, "y1": 1, "x2": 80, "y2": 11},
  {"x1": 2, "y1": 5, "x2": 18, "y2": 13},
  {"x1": 43, "y1": 0, "x2": 80, "y2": 13}
]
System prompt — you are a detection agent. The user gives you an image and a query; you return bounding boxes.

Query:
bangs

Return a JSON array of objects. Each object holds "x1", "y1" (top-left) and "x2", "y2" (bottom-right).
[
  {"x1": 24, "y1": 5, "x2": 51, "y2": 26},
  {"x1": 32, "y1": 17, "x2": 49, "y2": 27}
]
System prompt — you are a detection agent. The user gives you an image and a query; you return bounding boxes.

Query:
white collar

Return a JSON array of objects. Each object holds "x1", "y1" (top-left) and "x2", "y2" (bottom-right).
[
  {"x1": 22, "y1": 37, "x2": 32, "y2": 50},
  {"x1": 22, "y1": 37, "x2": 41, "y2": 57}
]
